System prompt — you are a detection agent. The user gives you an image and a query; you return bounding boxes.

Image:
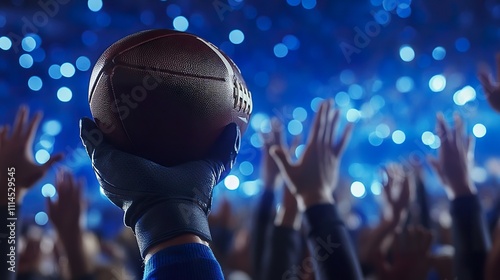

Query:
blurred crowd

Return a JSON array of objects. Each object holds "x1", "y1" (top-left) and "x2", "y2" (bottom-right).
[{"x1": 1, "y1": 54, "x2": 500, "y2": 280}]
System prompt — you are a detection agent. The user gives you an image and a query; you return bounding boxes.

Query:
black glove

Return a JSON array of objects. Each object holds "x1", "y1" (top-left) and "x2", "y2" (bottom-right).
[{"x1": 79, "y1": 118, "x2": 240, "y2": 257}]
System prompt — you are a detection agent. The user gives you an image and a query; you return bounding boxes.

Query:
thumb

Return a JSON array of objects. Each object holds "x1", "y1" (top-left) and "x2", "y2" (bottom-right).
[
  {"x1": 270, "y1": 145, "x2": 293, "y2": 178},
  {"x1": 209, "y1": 123, "x2": 241, "y2": 181}
]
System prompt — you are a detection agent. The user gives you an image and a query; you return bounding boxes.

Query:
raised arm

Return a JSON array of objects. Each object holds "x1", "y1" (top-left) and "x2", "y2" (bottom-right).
[
  {"x1": 429, "y1": 113, "x2": 491, "y2": 280},
  {"x1": 271, "y1": 100, "x2": 361, "y2": 280},
  {"x1": 80, "y1": 118, "x2": 240, "y2": 280},
  {"x1": 0, "y1": 106, "x2": 62, "y2": 280}
]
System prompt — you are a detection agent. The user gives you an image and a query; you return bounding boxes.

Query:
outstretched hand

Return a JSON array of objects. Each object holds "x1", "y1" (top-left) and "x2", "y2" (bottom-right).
[
  {"x1": 0, "y1": 106, "x2": 63, "y2": 204},
  {"x1": 47, "y1": 169, "x2": 84, "y2": 238},
  {"x1": 428, "y1": 113, "x2": 476, "y2": 200},
  {"x1": 270, "y1": 100, "x2": 353, "y2": 208},
  {"x1": 478, "y1": 53, "x2": 500, "y2": 112},
  {"x1": 382, "y1": 163, "x2": 411, "y2": 228}
]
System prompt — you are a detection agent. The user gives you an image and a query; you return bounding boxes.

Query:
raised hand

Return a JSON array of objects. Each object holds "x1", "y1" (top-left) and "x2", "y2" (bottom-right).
[
  {"x1": 80, "y1": 118, "x2": 240, "y2": 258},
  {"x1": 0, "y1": 106, "x2": 63, "y2": 204},
  {"x1": 47, "y1": 169, "x2": 84, "y2": 237},
  {"x1": 478, "y1": 53, "x2": 500, "y2": 112},
  {"x1": 47, "y1": 169, "x2": 91, "y2": 279},
  {"x1": 382, "y1": 163, "x2": 411, "y2": 227},
  {"x1": 270, "y1": 100, "x2": 353, "y2": 208},
  {"x1": 428, "y1": 113, "x2": 476, "y2": 200}
]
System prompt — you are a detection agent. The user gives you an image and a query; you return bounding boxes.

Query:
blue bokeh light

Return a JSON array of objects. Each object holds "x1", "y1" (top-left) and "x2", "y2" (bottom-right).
[
  {"x1": 41, "y1": 184, "x2": 56, "y2": 198},
  {"x1": 429, "y1": 74, "x2": 446, "y2": 92},
  {"x1": 22, "y1": 36, "x2": 37, "y2": 52},
  {"x1": 43, "y1": 120, "x2": 62, "y2": 136},
  {"x1": 49, "y1": 64, "x2": 62, "y2": 79},
  {"x1": 273, "y1": 43, "x2": 288, "y2": 58},
  {"x1": 302, "y1": 0, "x2": 317, "y2": 9},
  {"x1": 28, "y1": 76, "x2": 43, "y2": 91},
  {"x1": 455, "y1": 37, "x2": 470, "y2": 52},
  {"x1": 229, "y1": 29, "x2": 245, "y2": 44},
  {"x1": 173, "y1": 16, "x2": 189, "y2": 31},
  {"x1": 0, "y1": 36, "x2": 12, "y2": 50},
  {"x1": 288, "y1": 120, "x2": 303, "y2": 135},
  {"x1": 76, "y1": 56, "x2": 91, "y2": 71},
  {"x1": 57, "y1": 87, "x2": 73, "y2": 102},
  {"x1": 432, "y1": 46, "x2": 446, "y2": 60},
  {"x1": 287, "y1": 0, "x2": 301, "y2": 6},
  {"x1": 239, "y1": 161, "x2": 254, "y2": 176},
  {"x1": 396, "y1": 76, "x2": 414, "y2": 93},
  {"x1": 282, "y1": 35, "x2": 300, "y2": 50},
  {"x1": 88, "y1": 0, "x2": 103, "y2": 12},
  {"x1": 35, "y1": 212, "x2": 49, "y2": 226},
  {"x1": 399, "y1": 45, "x2": 415, "y2": 62},
  {"x1": 19, "y1": 54, "x2": 34, "y2": 68},
  {"x1": 60, "y1": 62, "x2": 76, "y2": 78},
  {"x1": 293, "y1": 107, "x2": 308, "y2": 122}
]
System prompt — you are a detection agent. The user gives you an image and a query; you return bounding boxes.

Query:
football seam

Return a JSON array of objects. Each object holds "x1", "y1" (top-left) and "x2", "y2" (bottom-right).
[{"x1": 112, "y1": 61, "x2": 228, "y2": 82}]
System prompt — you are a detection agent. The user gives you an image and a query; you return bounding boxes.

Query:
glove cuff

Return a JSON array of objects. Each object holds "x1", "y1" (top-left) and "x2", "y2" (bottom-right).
[{"x1": 133, "y1": 201, "x2": 211, "y2": 258}]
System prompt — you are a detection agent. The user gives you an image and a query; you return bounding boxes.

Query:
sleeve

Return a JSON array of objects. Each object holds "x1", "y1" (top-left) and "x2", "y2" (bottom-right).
[
  {"x1": 0, "y1": 205, "x2": 17, "y2": 280},
  {"x1": 450, "y1": 194, "x2": 492, "y2": 280},
  {"x1": 261, "y1": 226, "x2": 303, "y2": 280},
  {"x1": 303, "y1": 204, "x2": 363, "y2": 280},
  {"x1": 143, "y1": 243, "x2": 224, "y2": 280},
  {"x1": 251, "y1": 189, "x2": 275, "y2": 276}
]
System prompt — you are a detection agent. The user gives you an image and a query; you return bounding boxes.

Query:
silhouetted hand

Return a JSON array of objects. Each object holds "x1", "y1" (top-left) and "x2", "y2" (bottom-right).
[
  {"x1": 382, "y1": 163, "x2": 411, "y2": 227},
  {"x1": 270, "y1": 100, "x2": 353, "y2": 208},
  {"x1": 478, "y1": 54, "x2": 500, "y2": 112},
  {"x1": 428, "y1": 113, "x2": 476, "y2": 200},
  {"x1": 0, "y1": 106, "x2": 63, "y2": 205},
  {"x1": 47, "y1": 169, "x2": 84, "y2": 237}
]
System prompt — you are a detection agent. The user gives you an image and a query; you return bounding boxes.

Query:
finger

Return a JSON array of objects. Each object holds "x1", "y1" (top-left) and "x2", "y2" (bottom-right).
[
  {"x1": 271, "y1": 117, "x2": 283, "y2": 147},
  {"x1": 13, "y1": 106, "x2": 28, "y2": 138},
  {"x1": 436, "y1": 113, "x2": 450, "y2": 144},
  {"x1": 466, "y1": 136, "x2": 475, "y2": 163},
  {"x1": 496, "y1": 53, "x2": 500, "y2": 82},
  {"x1": 334, "y1": 123, "x2": 353, "y2": 157},
  {"x1": 308, "y1": 101, "x2": 327, "y2": 144},
  {"x1": 478, "y1": 72, "x2": 495, "y2": 95},
  {"x1": 323, "y1": 104, "x2": 337, "y2": 146},
  {"x1": 25, "y1": 111, "x2": 43, "y2": 145},
  {"x1": 453, "y1": 113, "x2": 464, "y2": 149},
  {"x1": 270, "y1": 146, "x2": 295, "y2": 185}
]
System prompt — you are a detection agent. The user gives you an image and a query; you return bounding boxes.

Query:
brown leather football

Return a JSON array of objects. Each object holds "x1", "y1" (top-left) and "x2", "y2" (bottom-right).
[{"x1": 88, "y1": 29, "x2": 252, "y2": 167}]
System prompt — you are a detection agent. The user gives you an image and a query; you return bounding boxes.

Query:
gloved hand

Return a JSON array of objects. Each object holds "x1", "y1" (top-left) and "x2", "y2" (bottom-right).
[{"x1": 80, "y1": 118, "x2": 240, "y2": 257}]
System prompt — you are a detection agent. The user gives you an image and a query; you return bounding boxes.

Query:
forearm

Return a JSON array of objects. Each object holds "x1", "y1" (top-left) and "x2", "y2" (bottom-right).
[
  {"x1": 450, "y1": 194, "x2": 491, "y2": 280},
  {"x1": 304, "y1": 204, "x2": 362, "y2": 280},
  {"x1": 251, "y1": 188, "x2": 275, "y2": 275},
  {"x1": 262, "y1": 225, "x2": 303, "y2": 280}
]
